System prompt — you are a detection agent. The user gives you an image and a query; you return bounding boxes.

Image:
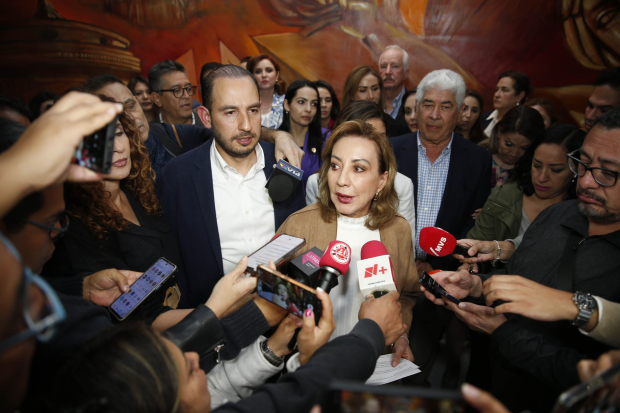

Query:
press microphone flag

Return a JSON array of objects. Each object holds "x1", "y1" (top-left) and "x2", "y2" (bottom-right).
[{"x1": 357, "y1": 240, "x2": 397, "y2": 297}]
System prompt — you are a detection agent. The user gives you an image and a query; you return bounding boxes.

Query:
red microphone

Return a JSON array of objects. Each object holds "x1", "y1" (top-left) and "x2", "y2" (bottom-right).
[
  {"x1": 419, "y1": 227, "x2": 469, "y2": 257},
  {"x1": 358, "y1": 240, "x2": 397, "y2": 297},
  {"x1": 316, "y1": 241, "x2": 351, "y2": 292}
]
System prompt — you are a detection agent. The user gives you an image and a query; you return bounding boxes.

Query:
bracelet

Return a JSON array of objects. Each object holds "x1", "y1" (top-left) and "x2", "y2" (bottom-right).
[
  {"x1": 491, "y1": 240, "x2": 502, "y2": 264},
  {"x1": 260, "y1": 339, "x2": 284, "y2": 367},
  {"x1": 391, "y1": 334, "x2": 410, "y2": 349}
]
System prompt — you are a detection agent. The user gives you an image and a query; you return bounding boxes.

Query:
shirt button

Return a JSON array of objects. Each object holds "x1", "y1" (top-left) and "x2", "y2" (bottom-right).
[
  {"x1": 246, "y1": 211, "x2": 249, "y2": 215},
  {"x1": 427, "y1": 186, "x2": 431, "y2": 189},
  {"x1": 424, "y1": 208, "x2": 428, "y2": 211},
  {"x1": 241, "y1": 182, "x2": 244, "y2": 186},
  {"x1": 249, "y1": 238, "x2": 252, "y2": 242}
]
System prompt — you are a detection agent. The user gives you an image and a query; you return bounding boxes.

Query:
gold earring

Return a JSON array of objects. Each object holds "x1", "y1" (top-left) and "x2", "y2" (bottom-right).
[{"x1": 373, "y1": 192, "x2": 379, "y2": 201}]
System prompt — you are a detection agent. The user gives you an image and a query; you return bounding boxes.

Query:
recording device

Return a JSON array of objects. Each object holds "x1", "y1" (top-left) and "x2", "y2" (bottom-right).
[
  {"x1": 357, "y1": 240, "x2": 397, "y2": 298},
  {"x1": 265, "y1": 159, "x2": 303, "y2": 202},
  {"x1": 553, "y1": 360, "x2": 620, "y2": 413},
  {"x1": 419, "y1": 271, "x2": 461, "y2": 304},
  {"x1": 73, "y1": 116, "x2": 117, "y2": 174},
  {"x1": 286, "y1": 247, "x2": 324, "y2": 287},
  {"x1": 109, "y1": 257, "x2": 177, "y2": 321},
  {"x1": 420, "y1": 227, "x2": 469, "y2": 257},
  {"x1": 325, "y1": 380, "x2": 465, "y2": 413},
  {"x1": 316, "y1": 240, "x2": 351, "y2": 293},
  {"x1": 245, "y1": 234, "x2": 306, "y2": 276},
  {"x1": 256, "y1": 264, "x2": 322, "y2": 323}
]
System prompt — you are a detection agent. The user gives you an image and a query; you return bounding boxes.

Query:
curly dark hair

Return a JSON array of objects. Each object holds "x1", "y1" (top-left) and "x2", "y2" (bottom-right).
[
  {"x1": 509, "y1": 124, "x2": 585, "y2": 199},
  {"x1": 65, "y1": 95, "x2": 160, "y2": 239}
]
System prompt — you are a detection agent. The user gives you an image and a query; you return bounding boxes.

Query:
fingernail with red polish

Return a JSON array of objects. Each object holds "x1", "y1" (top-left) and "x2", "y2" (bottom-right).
[{"x1": 305, "y1": 309, "x2": 313, "y2": 318}]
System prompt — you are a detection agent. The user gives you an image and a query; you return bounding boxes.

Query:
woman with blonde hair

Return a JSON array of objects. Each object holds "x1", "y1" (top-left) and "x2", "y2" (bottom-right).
[
  {"x1": 341, "y1": 65, "x2": 386, "y2": 110},
  {"x1": 277, "y1": 120, "x2": 418, "y2": 366}
]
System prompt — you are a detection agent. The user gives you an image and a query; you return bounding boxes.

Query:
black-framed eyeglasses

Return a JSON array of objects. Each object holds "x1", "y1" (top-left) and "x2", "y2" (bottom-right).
[
  {"x1": 567, "y1": 149, "x2": 620, "y2": 187},
  {"x1": 23, "y1": 212, "x2": 70, "y2": 242},
  {"x1": 159, "y1": 86, "x2": 197, "y2": 98},
  {"x1": 0, "y1": 232, "x2": 66, "y2": 354}
]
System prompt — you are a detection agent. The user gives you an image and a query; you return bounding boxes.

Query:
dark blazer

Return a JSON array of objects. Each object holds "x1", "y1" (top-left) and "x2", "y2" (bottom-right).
[
  {"x1": 158, "y1": 138, "x2": 306, "y2": 308},
  {"x1": 391, "y1": 132, "x2": 492, "y2": 270}
]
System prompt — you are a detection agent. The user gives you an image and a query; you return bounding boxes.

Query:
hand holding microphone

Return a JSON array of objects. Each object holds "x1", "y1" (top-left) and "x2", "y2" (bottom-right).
[{"x1": 419, "y1": 227, "x2": 473, "y2": 258}]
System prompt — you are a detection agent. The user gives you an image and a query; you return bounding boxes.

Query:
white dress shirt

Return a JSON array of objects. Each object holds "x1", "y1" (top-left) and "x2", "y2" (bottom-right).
[
  {"x1": 483, "y1": 110, "x2": 499, "y2": 137},
  {"x1": 210, "y1": 142, "x2": 276, "y2": 274}
]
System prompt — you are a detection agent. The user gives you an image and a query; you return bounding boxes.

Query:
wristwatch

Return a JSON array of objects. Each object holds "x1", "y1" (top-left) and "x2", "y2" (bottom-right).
[
  {"x1": 260, "y1": 339, "x2": 284, "y2": 367},
  {"x1": 572, "y1": 291, "x2": 598, "y2": 328}
]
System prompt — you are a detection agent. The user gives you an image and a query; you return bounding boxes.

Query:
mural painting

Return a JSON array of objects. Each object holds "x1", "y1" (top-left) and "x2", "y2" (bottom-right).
[{"x1": 0, "y1": 0, "x2": 617, "y2": 126}]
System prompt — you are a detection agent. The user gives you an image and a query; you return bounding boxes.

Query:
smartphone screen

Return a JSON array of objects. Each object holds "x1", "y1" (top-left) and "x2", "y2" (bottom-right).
[
  {"x1": 73, "y1": 116, "x2": 117, "y2": 174},
  {"x1": 326, "y1": 380, "x2": 465, "y2": 413},
  {"x1": 246, "y1": 234, "x2": 306, "y2": 275},
  {"x1": 109, "y1": 258, "x2": 177, "y2": 321},
  {"x1": 256, "y1": 264, "x2": 321, "y2": 322},
  {"x1": 419, "y1": 272, "x2": 461, "y2": 304}
]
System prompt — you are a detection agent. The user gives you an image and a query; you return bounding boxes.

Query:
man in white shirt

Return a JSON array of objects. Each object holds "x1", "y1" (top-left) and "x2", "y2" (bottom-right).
[{"x1": 158, "y1": 65, "x2": 306, "y2": 308}]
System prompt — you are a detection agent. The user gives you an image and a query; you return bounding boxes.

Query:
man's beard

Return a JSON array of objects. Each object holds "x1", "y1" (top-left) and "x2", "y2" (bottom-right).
[
  {"x1": 576, "y1": 187, "x2": 620, "y2": 224},
  {"x1": 212, "y1": 122, "x2": 258, "y2": 159}
]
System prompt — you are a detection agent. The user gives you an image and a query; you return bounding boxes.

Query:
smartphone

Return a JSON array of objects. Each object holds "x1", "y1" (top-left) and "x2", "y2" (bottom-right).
[
  {"x1": 553, "y1": 360, "x2": 620, "y2": 413},
  {"x1": 325, "y1": 380, "x2": 466, "y2": 413},
  {"x1": 256, "y1": 264, "x2": 321, "y2": 323},
  {"x1": 73, "y1": 116, "x2": 117, "y2": 174},
  {"x1": 109, "y1": 257, "x2": 177, "y2": 321},
  {"x1": 245, "y1": 234, "x2": 306, "y2": 276},
  {"x1": 419, "y1": 271, "x2": 461, "y2": 304}
]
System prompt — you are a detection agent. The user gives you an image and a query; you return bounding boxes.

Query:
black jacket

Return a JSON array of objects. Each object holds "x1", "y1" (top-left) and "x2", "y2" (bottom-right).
[{"x1": 479, "y1": 200, "x2": 620, "y2": 413}]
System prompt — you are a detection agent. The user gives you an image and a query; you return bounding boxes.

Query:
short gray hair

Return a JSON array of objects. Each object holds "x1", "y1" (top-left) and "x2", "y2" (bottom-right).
[
  {"x1": 416, "y1": 69, "x2": 466, "y2": 109},
  {"x1": 379, "y1": 45, "x2": 409, "y2": 71}
]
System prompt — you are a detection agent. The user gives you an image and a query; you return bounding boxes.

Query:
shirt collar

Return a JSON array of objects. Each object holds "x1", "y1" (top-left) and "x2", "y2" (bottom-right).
[
  {"x1": 486, "y1": 110, "x2": 499, "y2": 122},
  {"x1": 211, "y1": 140, "x2": 265, "y2": 178},
  {"x1": 561, "y1": 201, "x2": 620, "y2": 247},
  {"x1": 416, "y1": 131, "x2": 454, "y2": 154},
  {"x1": 392, "y1": 86, "x2": 406, "y2": 107}
]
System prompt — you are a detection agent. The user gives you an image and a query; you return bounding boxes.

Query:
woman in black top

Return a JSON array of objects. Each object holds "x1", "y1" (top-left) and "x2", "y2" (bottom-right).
[{"x1": 43, "y1": 97, "x2": 181, "y2": 320}]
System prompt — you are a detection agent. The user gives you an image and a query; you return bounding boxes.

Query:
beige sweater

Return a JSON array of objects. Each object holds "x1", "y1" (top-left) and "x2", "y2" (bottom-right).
[{"x1": 276, "y1": 203, "x2": 420, "y2": 330}]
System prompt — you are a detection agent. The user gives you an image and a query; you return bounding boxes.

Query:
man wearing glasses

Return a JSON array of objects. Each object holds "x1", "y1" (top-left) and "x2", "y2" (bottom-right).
[
  {"x1": 148, "y1": 60, "x2": 205, "y2": 127},
  {"x1": 421, "y1": 108, "x2": 620, "y2": 413}
]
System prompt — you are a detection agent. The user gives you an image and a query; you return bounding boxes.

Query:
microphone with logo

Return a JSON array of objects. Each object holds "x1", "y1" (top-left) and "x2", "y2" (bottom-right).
[
  {"x1": 265, "y1": 159, "x2": 304, "y2": 202},
  {"x1": 357, "y1": 240, "x2": 397, "y2": 298},
  {"x1": 419, "y1": 227, "x2": 471, "y2": 257},
  {"x1": 315, "y1": 240, "x2": 352, "y2": 293}
]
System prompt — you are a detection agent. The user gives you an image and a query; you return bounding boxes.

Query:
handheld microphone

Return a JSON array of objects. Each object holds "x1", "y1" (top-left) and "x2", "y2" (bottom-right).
[
  {"x1": 316, "y1": 240, "x2": 351, "y2": 293},
  {"x1": 419, "y1": 227, "x2": 470, "y2": 257},
  {"x1": 265, "y1": 159, "x2": 303, "y2": 202},
  {"x1": 287, "y1": 247, "x2": 323, "y2": 287},
  {"x1": 357, "y1": 240, "x2": 397, "y2": 298}
]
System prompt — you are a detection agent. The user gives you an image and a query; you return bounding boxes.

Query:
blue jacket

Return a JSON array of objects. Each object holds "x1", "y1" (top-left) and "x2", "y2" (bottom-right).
[
  {"x1": 158, "y1": 138, "x2": 306, "y2": 308},
  {"x1": 391, "y1": 132, "x2": 492, "y2": 270}
]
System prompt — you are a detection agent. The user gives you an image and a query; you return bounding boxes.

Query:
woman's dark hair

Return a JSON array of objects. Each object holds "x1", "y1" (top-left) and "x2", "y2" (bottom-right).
[
  {"x1": 314, "y1": 80, "x2": 340, "y2": 122},
  {"x1": 510, "y1": 124, "x2": 585, "y2": 198},
  {"x1": 279, "y1": 80, "x2": 324, "y2": 154},
  {"x1": 524, "y1": 97, "x2": 559, "y2": 127},
  {"x1": 483, "y1": 106, "x2": 545, "y2": 154},
  {"x1": 461, "y1": 89, "x2": 485, "y2": 144},
  {"x1": 335, "y1": 100, "x2": 392, "y2": 137},
  {"x1": 246, "y1": 54, "x2": 286, "y2": 95},
  {"x1": 42, "y1": 324, "x2": 181, "y2": 413},
  {"x1": 498, "y1": 71, "x2": 531, "y2": 104},
  {"x1": 28, "y1": 91, "x2": 58, "y2": 119},
  {"x1": 127, "y1": 75, "x2": 150, "y2": 94},
  {"x1": 65, "y1": 95, "x2": 161, "y2": 238},
  {"x1": 397, "y1": 88, "x2": 417, "y2": 116}
]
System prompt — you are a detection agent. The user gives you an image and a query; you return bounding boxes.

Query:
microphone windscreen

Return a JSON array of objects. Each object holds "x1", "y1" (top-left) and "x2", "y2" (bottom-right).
[
  {"x1": 361, "y1": 240, "x2": 388, "y2": 260},
  {"x1": 419, "y1": 227, "x2": 457, "y2": 257},
  {"x1": 319, "y1": 240, "x2": 351, "y2": 274},
  {"x1": 267, "y1": 175, "x2": 294, "y2": 202}
]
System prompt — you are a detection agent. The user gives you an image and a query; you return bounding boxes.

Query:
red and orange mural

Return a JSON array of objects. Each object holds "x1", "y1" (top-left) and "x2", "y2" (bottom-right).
[{"x1": 0, "y1": 0, "x2": 617, "y2": 126}]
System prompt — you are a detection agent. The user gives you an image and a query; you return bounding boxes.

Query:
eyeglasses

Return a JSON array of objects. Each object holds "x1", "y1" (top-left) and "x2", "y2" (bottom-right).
[
  {"x1": 567, "y1": 149, "x2": 620, "y2": 187},
  {"x1": 0, "y1": 232, "x2": 66, "y2": 354},
  {"x1": 23, "y1": 212, "x2": 69, "y2": 242},
  {"x1": 159, "y1": 86, "x2": 197, "y2": 98}
]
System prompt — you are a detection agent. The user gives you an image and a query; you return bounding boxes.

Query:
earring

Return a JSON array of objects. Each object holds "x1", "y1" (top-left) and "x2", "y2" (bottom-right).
[
  {"x1": 373, "y1": 192, "x2": 379, "y2": 201},
  {"x1": 516, "y1": 102, "x2": 520, "y2": 106},
  {"x1": 572, "y1": 174, "x2": 577, "y2": 183}
]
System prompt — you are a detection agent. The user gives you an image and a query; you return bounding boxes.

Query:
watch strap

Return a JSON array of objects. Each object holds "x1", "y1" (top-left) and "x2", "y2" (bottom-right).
[{"x1": 260, "y1": 339, "x2": 284, "y2": 367}]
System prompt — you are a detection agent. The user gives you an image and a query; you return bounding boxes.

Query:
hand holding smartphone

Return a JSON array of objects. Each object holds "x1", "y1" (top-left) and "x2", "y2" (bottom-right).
[
  {"x1": 256, "y1": 264, "x2": 322, "y2": 323},
  {"x1": 73, "y1": 116, "x2": 117, "y2": 174},
  {"x1": 245, "y1": 234, "x2": 306, "y2": 276},
  {"x1": 109, "y1": 257, "x2": 177, "y2": 321},
  {"x1": 419, "y1": 271, "x2": 461, "y2": 305}
]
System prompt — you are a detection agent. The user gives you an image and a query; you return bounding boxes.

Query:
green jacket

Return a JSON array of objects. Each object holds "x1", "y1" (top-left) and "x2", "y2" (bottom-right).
[{"x1": 466, "y1": 182, "x2": 523, "y2": 241}]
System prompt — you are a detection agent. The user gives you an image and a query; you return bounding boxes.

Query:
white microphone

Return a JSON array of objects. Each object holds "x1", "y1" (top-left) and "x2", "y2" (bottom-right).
[{"x1": 357, "y1": 240, "x2": 397, "y2": 298}]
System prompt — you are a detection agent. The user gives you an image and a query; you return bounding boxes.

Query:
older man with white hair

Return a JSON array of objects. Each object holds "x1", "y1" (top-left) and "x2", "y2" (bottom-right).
[
  {"x1": 391, "y1": 69, "x2": 492, "y2": 386},
  {"x1": 379, "y1": 45, "x2": 411, "y2": 136}
]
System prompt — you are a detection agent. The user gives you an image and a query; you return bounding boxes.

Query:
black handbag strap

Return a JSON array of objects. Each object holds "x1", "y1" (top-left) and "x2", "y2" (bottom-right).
[
  {"x1": 556, "y1": 230, "x2": 586, "y2": 292},
  {"x1": 149, "y1": 123, "x2": 183, "y2": 158}
]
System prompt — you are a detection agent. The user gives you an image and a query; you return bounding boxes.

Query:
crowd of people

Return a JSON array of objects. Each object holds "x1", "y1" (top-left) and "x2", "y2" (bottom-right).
[{"x1": 0, "y1": 43, "x2": 619, "y2": 413}]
